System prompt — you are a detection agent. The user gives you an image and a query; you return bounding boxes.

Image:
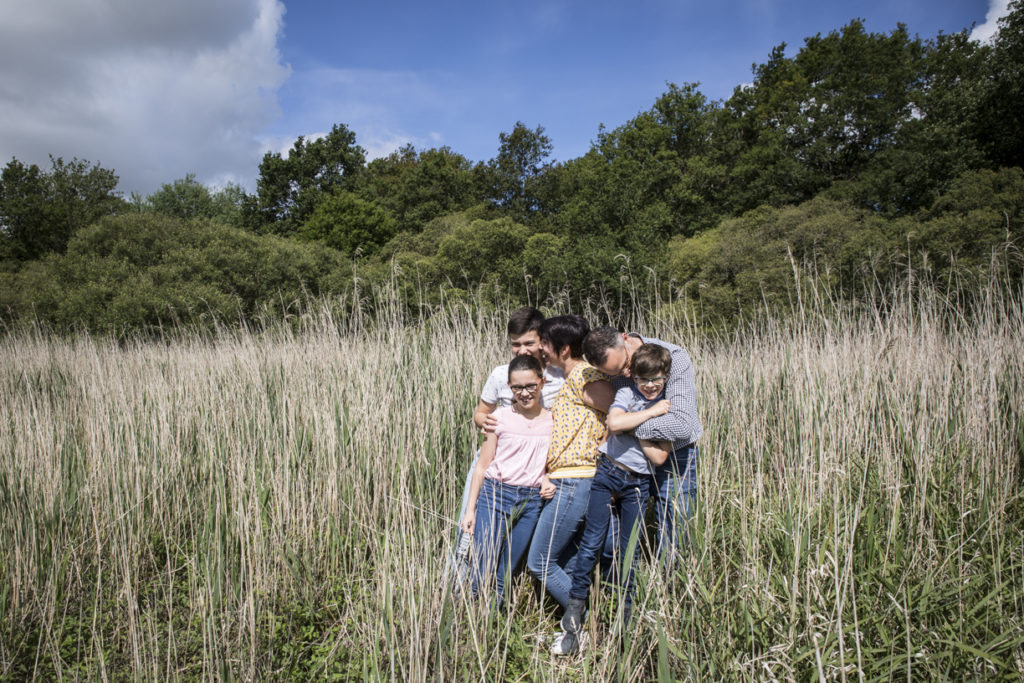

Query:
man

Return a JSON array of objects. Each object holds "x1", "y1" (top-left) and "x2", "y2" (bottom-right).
[
  {"x1": 472, "y1": 307, "x2": 564, "y2": 431},
  {"x1": 582, "y1": 326, "x2": 702, "y2": 564}
]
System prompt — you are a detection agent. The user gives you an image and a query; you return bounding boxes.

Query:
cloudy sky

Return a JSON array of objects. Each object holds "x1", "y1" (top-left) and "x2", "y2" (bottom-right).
[{"x1": 0, "y1": 0, "x2": 1009, "y2": 196}]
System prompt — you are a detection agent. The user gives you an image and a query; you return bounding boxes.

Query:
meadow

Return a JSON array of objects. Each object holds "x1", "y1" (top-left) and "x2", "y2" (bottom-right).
[{"x1": 1, "y1": 274, "x2": 1022, "y2": 681}]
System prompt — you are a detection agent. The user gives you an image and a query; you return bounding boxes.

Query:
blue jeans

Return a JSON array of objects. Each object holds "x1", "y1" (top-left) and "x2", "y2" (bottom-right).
[
  {"x1": 651, "y1": 443, "x2": 698, "y2": 564},
  {"x1": 570, "y1": 458, "x2": 649, "y2": 616},
  {"x1": 469, "y1": 478, "x2": 542, "y2": 606},
  {"x1": 600, "y1": 443, "x2": 699, "y2": 570},
  {"x1": 526, "y1": 476, "x2": 592, "y2": 609}
]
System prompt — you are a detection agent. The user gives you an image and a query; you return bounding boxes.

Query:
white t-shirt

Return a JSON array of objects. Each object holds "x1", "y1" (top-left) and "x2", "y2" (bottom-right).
[{"x1": 480, "y1": 363, "x2": 565, "y2": 409}]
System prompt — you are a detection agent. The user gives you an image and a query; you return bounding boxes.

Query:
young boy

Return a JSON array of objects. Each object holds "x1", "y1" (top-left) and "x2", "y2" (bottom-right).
[{"x1": 551, "y1": 344, "x2": 672, "y2": 655}]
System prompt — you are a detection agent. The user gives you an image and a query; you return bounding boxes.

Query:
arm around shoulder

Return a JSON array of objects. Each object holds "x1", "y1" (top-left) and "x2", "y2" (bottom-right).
[{"x1": 473, "y1": 399, "x2": 497, "y2": 431}]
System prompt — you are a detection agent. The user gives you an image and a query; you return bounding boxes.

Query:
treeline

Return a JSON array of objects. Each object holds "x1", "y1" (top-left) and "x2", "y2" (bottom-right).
[{"x1": 2, "y1": 7, "x2": 1023, "y2": 335}]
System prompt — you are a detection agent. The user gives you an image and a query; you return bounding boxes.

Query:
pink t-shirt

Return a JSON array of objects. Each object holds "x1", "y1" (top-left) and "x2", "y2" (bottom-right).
[{"x1": 484, "y1": 406, "x2": 553, "y2": 488}]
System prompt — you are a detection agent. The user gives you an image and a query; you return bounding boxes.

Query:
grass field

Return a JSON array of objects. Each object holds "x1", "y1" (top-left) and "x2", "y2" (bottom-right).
[{"x1": 2, "y1": 276, "x2": 1022, "y2": 680}]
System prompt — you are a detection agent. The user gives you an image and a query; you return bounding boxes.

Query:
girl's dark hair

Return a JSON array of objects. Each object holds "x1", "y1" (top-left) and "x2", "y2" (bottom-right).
[
  {"x1": 630, "y1": 343, "x2": 671, "y2": 378},
  {"x1": 540, "y1": 315, "x2": 590, "y2": 359},
  {"x1": 508, "y1": 354, "x2": 544, "y2": 379}
]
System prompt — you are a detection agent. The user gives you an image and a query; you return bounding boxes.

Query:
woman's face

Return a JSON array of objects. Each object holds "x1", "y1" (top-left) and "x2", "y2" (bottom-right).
[
  {"x1": 540, "y1": 338, "x2": 560, "y2": 368},
  {"x1": 508, "y1": 369, "x2": 543, "y2": 410}
]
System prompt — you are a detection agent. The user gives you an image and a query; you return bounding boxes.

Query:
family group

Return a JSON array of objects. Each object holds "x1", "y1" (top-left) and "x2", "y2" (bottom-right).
[{"x1": 455, "y1": 307, "x2": 702, "y2": 654}]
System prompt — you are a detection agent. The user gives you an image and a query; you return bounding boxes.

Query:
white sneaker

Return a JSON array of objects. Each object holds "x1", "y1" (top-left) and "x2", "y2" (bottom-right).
[{"x1": 550, "y1": 629, "x2": 589, "y2": 656}]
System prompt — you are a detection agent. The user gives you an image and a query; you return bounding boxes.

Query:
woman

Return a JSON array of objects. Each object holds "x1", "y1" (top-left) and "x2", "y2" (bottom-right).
[{"x1": 525, "y1": 316, "x2": 613, "y2": 623}]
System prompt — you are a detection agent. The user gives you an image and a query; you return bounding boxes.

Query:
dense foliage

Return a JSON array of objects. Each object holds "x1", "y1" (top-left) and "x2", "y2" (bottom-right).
[{"x1": 2, "y1": 5, "x2": 1023, "y2": 334}]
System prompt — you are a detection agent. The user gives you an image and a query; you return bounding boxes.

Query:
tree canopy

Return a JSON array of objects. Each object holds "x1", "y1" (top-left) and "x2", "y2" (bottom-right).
[
  {"x1": 0, "y1": 156, "x2": 124, "y2": 262},
  {"x1": 3, "y1": 2, "x2": 1023, "y2": 334}
]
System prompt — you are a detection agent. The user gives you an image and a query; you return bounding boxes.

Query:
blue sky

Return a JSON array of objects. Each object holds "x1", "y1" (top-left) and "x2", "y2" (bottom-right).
[{"x1": 0, "y1": 0, "x2": 1008, "y2": 196}]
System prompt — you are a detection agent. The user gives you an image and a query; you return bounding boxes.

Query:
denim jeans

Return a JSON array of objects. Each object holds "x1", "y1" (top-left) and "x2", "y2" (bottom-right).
[
  {"x1": 570, "y1": 458, "x2": 649, "y2": 616},
  {"x1": 600, "y1": 443, "x2": 699, "y2": 571},
  {"x1": 526, "y1": 476, "x2": 592, "y2": 609},
  {"x1": 651, "y1": 443, "x2": 698, "y2": 564},
  {"x1": 469, "y1": 478, "x2": 542, "y2": 605}
]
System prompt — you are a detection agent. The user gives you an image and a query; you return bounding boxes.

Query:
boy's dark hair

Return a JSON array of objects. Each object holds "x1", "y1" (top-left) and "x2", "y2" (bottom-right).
[
  {"x1": 630, "y1": 343, "x2": 671, "y2": 378},
  {"x1": 540, "y1": 315, "x2": 590, "y2": 359},
  {"x1": 508, "y1": 354, "x2": 544, "y2": 379},
  {"x1": 582, "y1": 325, "x2": 624, "y2": 366},
  {"x1": 507, "y1": 307, "x2": 544, "y2": 337}
]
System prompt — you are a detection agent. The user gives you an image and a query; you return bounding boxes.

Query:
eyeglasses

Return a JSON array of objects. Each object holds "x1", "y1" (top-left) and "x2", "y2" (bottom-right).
[
  {"x1": 509, "y1": 383, "x2": 540, "y2": 395},
  {"x1": 636, "y1": 376, "x2": 667, "y2": 387}
]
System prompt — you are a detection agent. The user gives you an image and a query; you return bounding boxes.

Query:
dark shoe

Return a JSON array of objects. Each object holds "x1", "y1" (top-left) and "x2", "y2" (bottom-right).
[{"x1": 560, "y1": 597, "x2": 586, "y2": 634}]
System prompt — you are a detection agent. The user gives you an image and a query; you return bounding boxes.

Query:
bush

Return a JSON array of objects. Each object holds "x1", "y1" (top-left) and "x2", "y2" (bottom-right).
[{"x1": 0, "y1": 213, "x2": 348, "y2": 335}]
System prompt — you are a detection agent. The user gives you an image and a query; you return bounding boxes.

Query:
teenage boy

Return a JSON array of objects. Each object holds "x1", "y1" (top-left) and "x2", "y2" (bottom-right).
[
  {"x1": 582, "y1": 327, "x2": 702, "y2": 565},
  {"x1": 472, "y1": 307, "x2": 565, "y2": 430},
  {"x1": 554, "y1": 344, "x2": 672, "y2": 655}
]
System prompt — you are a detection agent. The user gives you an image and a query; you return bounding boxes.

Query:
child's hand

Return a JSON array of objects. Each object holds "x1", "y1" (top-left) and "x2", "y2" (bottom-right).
[
  {"x1": 651, "y1": 399, "x2": 670, "y2": 416},
  {"x1": 460, "y1": 512, "x2": 476, "y2": 534},
  {"x1": 539, "y1": 476, "x2": 556, "y2": 500}
]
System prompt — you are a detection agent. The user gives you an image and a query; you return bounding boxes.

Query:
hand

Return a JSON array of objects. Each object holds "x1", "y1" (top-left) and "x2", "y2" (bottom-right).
[
  {"x1": 651, "y1": 399, "x2": 670, "y2": 416},
  {"x1": 460, "y1": 512, "x2": 475, "y2": 534},
  {"x1": 539, "y1": 477, "x2": 556, "y2": 500},
  {"x1": 482, "y1": 413, "x2": 499, "y2": 434}
]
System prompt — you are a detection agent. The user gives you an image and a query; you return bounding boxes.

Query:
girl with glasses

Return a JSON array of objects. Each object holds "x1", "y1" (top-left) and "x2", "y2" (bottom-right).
[{"x1": 460, "y1": 355, "x2": 555, "y2": 608}]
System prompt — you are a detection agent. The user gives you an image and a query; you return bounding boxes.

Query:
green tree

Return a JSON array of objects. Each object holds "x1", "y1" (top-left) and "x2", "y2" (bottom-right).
[
  {"x1": 717, "y1": 44, "x2": 823, "y2": 213},
  {"x1": 541, "y1": 83, "x2": 722, "y2": 257},
  {"x1": 974, "y1": 0, "x2": 1024, "y2": 168},
  {"x1": 717, "y1": 22, "x2": 933, "y2": 213},
  {"x1": 823, "y1": 27, "x2": 988, "y2": 216},
  {"x1": 299, "y1": 191, "x2": 398, "y2": 257},
  {"x1": 360, "y1": 145, "x2": 479, "y2": 229},
  {"x1": 210, "y1": 183, "x2": 249, "y2": 229},
  {"x1": 146, "y1": 174, "x2": 215, "y2": 220},
  {"x1": 435, "y1": 216, "x2": 532, "y2": 287},
  {"x1": 482, "y1": 122, "x2": 553, "y2": 220},
  {"x1": 909, "y1": 167, "x2": 1024, "y2": 276},
  {"x1": 248, "y1": 123, "x2": 366, "y2": 236},
  {"x1": 0, "y1": 155, "x2": 123, "y2": 261},
  {"x1": 795, "y1": 22, "x2": 925, "y2": 180}
]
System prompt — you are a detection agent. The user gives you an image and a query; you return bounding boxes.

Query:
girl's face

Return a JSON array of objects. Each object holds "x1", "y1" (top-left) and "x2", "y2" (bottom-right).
[{"x1": 508, "y1": 369, "x2": 544, "y2": 410}]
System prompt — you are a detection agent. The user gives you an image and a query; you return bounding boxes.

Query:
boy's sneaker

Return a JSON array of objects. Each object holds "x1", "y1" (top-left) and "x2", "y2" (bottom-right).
[{"x1": 550, "y1": 629, "x2": 589, "y2": 656}]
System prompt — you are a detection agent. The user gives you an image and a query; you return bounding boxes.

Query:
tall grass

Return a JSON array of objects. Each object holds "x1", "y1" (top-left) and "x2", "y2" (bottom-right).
[{"x1": 1, "y1": 272, "x2": 1022, "y2": 680}]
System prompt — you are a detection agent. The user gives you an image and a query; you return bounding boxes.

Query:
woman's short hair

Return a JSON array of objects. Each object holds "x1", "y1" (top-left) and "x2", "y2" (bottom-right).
[{"x1": 540, "y1": 315, "x2": 590, "y2": 359}]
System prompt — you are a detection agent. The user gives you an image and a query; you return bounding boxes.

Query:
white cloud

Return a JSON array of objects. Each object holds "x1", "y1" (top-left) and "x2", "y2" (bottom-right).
[
  {"x1": 0, "y1": 0, "x2": 289, "y2": 195},
  {"x1": 265, "y1": 66, "x2": 465, "y2": 163},
  {"x1": 970, "y1": 0, "x2": 1011, "y2": 44}
]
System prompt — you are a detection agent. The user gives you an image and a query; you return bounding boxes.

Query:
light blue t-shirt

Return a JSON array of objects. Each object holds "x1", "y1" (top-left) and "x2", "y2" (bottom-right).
[{"x1": 598, "y1": 384, "x2": 662, "y2": 475}]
